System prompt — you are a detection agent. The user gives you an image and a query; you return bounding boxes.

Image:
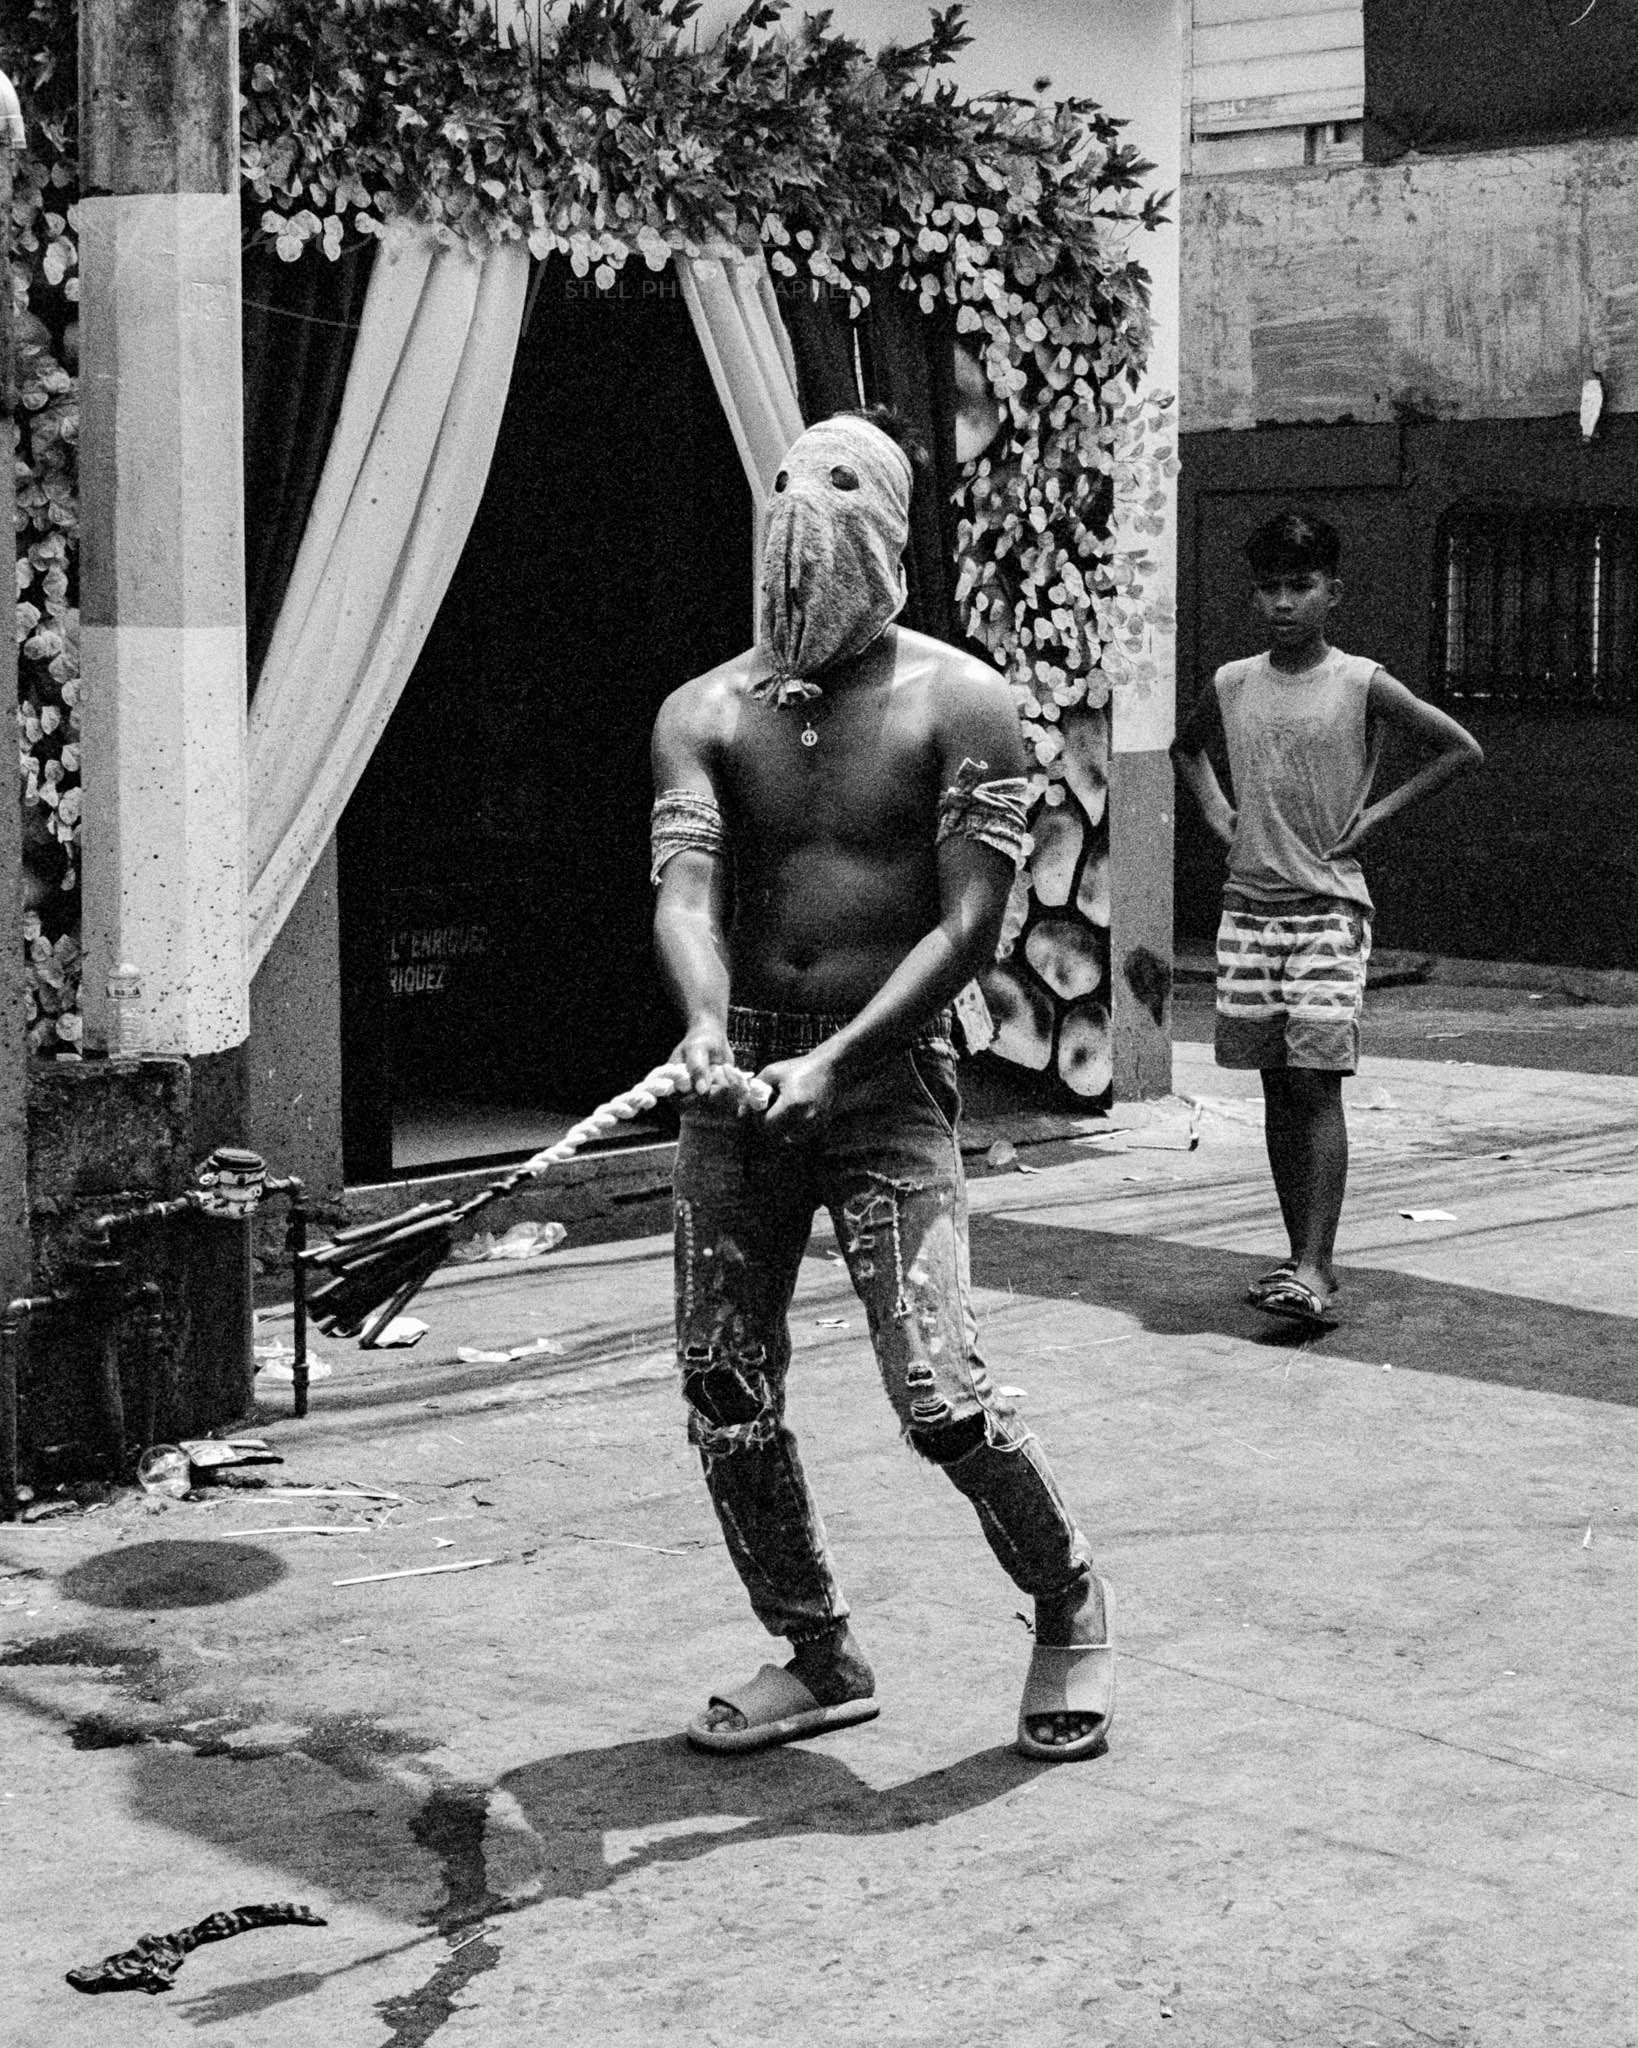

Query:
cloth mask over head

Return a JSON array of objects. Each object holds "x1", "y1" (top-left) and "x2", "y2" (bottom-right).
[{"x1": 754, "y1": 417, "x2": 913, "y2": 707}]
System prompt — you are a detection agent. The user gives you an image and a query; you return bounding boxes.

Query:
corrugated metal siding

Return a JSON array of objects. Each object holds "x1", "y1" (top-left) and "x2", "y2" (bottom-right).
[{"x1": 1192, "y1": 0, "x2": 1362, "y2": 135}]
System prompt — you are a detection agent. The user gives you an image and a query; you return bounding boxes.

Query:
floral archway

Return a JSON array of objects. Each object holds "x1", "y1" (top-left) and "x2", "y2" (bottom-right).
[{"x1": 5, "y1": 0, "x2": 1172, "y2": 1096}]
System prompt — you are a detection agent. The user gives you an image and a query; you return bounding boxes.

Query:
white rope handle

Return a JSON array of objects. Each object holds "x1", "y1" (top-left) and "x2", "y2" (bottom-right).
[{"x1": 519, "y1": 1062, "x2": 771, "y2": 1175}]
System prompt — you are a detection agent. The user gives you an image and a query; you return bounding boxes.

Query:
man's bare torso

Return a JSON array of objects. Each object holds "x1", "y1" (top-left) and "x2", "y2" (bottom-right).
[{"x1": 667, "y1": 627, "x2": 1006, "y2": 1014}]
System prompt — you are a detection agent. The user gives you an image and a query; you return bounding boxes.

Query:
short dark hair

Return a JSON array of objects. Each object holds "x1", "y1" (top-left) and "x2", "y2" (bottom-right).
[
  {"x1": 1244, "y1": 509, "x2": 1341, "y2": 578},
  {"x1": 834, "y1": 404, "x2": 931, "y2": 487}
]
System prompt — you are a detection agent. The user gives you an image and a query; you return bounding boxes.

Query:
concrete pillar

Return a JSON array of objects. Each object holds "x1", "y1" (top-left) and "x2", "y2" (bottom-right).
[
  {"x1": 0, "y1": 79, "x2": 33, "y2": 1309},
  {"x1": 1106, "y1": 0, "x2": 1184, "y2": 1102},
  {"x1": 41, "y1": 0, "x2": 256, "y2": 1454},
  {"x1": 77, "y1": 0, "x2": 249, "y2": 1061}
]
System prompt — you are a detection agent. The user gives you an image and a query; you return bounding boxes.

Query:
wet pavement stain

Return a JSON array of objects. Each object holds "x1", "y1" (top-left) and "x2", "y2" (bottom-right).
[
  {"x1": 63, "y1": 1701, "x2": 434, "y2": 1767},
  {"x1": 0, "y1": 1627, "x2": 163, "y2": 1674},
  {"x1": 376, "y1": 1785, "x2": 505, "y2": 2048}
]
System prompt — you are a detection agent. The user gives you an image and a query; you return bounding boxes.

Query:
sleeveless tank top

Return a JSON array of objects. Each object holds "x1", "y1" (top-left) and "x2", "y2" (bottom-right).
[{"x1": 1215, "y1": 648, "x2": 1380, "y2": 910}]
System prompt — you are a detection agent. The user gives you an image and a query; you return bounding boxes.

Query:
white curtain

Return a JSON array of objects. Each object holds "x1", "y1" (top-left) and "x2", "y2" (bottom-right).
[
  {"x1": 247, "y1": 231, "x2": 530, "y2": 970},
  {"x1": 675, "y1": 251, "x2": 805, "y2": 519}
]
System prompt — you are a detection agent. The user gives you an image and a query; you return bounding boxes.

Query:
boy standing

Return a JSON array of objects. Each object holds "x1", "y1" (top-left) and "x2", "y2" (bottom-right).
[{"x1": 1172, "y1": 510, "x2": 1482, "y2": 1328}]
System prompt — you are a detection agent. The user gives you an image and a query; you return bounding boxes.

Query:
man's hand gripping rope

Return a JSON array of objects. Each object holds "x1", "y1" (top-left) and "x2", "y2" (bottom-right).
[{"x1": 520, "y1": 1061, "x2": 773, "y2": 1172}]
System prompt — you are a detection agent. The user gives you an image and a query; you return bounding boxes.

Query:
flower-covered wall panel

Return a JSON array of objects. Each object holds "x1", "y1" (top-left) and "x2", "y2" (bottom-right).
[
  {"x1": 3, "y1": 0, "x2": 1168, "y2": 1072},
  {"x1": 982, "y1": 702, "x2": 1113, "y2": 1097}
]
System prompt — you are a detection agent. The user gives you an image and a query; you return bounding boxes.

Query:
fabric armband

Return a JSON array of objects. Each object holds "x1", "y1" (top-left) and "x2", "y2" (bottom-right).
[
  {"x1": 651, "y1": 789, "x2": 729, "y2": 886},
  {"x1": 935, "y1": 758, "x2": 1033, "y2": 872}
]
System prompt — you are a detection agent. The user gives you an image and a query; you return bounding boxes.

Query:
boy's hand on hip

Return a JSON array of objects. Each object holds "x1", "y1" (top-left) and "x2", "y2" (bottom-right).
[
  {"x1": 1327, "y1": 813, "x2": 1374, "y2": 860},
  {"x1": 757, "y1": 1053, "x2": 839, "y2": 1140}
]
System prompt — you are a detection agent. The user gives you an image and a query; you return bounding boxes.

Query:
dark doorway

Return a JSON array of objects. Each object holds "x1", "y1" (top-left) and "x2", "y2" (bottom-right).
[{"x1": 338, "y1": 259, "x2": 753, "y2": 1181}]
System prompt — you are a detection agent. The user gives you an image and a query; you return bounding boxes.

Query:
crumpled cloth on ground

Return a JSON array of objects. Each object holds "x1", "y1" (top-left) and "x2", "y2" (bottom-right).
[{"x1": 66, "y1": 1903, "x2": 327, "y2": 1995}]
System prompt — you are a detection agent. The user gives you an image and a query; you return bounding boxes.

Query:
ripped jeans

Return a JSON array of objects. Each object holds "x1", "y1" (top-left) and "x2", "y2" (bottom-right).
[{"x1": 673, "y1": 1016, "x2": 1093, "y2": 1645}]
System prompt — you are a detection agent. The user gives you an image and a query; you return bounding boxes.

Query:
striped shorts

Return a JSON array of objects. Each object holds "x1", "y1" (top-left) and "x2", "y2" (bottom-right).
[{"x1": 1214, "y1": 898, "x2": 1372, "y2": 1073}]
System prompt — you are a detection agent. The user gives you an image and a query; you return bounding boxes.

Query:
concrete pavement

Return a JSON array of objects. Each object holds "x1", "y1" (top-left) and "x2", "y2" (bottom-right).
[{"x1": 3, "y1": 1033, "x2": 1636, "y2": 2046}]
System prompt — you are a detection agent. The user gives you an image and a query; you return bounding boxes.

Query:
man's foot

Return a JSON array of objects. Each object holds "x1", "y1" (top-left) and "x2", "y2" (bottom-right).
[
  {"x1": 1023, "y1": 1575, "x2": 1111, "y2": 1752},
  {"x1": 694, "y1": 1622, "x2": 875, "y2": 1738}
]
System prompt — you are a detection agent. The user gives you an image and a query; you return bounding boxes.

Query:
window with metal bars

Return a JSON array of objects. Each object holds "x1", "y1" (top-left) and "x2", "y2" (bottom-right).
[{"x1": 1433, "y1": 502, "x2": 1638, "y2": 711}]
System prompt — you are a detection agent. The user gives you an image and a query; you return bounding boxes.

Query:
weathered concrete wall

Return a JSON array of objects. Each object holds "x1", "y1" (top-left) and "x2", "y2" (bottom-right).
[
  {"x1": 249, "y1": 835, "x2": 344, "y2": 1211},
  {"x1": 24, "y1": 1053, "x2": 254, "y2": 1477},
  {"x1": 1183, "y1": 137, "x2": 1638, "y2": 431}
]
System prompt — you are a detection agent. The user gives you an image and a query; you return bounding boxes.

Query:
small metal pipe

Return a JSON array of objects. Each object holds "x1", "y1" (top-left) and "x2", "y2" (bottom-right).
[
  {"x1": 96, "y1": 1321, "x2": 127, "y2": 1478},
  {"x1": 288, "y1": 1188, "x2": 309, "y2": 1420},
  {"x1": 0, "y1": 1316, "x2": 14, "y2": 1521},
  {"x1": 264, "y1": 1174, "x2": 310, "y2": 1419},
  {"x1": 1, "y1": 1294, "x2": 63, "y2": 1520},
  {"x1": 82, "y1": 1192, "x2": 202, "y2": 1249},
  {"x1": 127, "y1": 1280, "x2": 166, "y2": 1448}
]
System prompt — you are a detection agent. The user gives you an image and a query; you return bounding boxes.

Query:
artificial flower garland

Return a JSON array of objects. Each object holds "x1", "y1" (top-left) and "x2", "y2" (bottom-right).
[{"x1": 4, "y1": 0, "x2": 1169, "y2": 1052}]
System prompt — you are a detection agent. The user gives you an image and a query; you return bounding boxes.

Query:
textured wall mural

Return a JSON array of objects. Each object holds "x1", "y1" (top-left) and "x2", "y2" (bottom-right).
[{"x1": 983, "y1": 705, "x2": 1111, "y2": 1100}]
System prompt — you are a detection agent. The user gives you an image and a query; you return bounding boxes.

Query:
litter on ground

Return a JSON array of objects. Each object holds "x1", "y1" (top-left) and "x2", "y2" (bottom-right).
[
  {"x1": 333, "y1": 1557, "x2": 499, "y2": 1586},
  {"x1": 208, "y1": 1524, "x2": 371, "y2": 1538},
  {"x1": 67, "y1": 1904, "x2": 327, "y2": 1996},
  {"x1": 254, "y1": 1340, "x2": 334, "y2": 1385},
  {"x1": 179, "y1": 1438, "x2": 282, "y2": 1470},
  {"x1": 370, "y1": 1317, "x2": 429, "y2": 1348},
  {"x1": 455, "y1": 1336, "x2": 567, "y2": 1364},
  {"x1": 563, "y1": 1532, "x2": 692, "y2": 1557},
  {"x1": 259, "y1": 1485, "x2": 403, "y2": 1503},
  {"x1": 449, "y1": 1220, "x2": 569, "y2": 1263},
  {"x1": 1400, "y1": 1208, "x2": 1458, "y2": 1222}
]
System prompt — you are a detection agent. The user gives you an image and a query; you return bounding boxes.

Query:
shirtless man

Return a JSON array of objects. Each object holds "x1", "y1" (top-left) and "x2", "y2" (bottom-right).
[{"x1": 650, "y1": 410, "x2": 1112, "y2": 1762}]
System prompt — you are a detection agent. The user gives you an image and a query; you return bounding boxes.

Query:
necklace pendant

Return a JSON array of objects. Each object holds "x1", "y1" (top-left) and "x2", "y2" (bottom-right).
[{"x1": 800, "y1": 723, "x2": 819, "y2": 748}]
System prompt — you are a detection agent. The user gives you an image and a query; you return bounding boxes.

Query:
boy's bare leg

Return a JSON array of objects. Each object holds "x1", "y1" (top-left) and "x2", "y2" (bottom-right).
[
  {"x1": 1261, "y1": 1069, "x2": 1347, "y2": 1301},
  {"x1": 1260, "y1": 1075, "x2": 1303, "y2": 1258}
]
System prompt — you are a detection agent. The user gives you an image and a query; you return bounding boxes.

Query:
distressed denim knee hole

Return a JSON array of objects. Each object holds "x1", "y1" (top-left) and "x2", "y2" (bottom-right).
[
  {"x1": 682, "y1": 1346, "x2": 776, "y2": 1453},
  {"x1": 908, "y1": 1408, "x2": 987, "y2": 1466}
]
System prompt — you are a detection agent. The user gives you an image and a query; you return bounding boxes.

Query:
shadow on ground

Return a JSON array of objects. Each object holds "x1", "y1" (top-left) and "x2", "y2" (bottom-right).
[
  {"x1": 58, "y1": 1542, "x2": 289, "y2": 1610},
  {"x1": 10, "y1": 1619, "x2": 1044, "y2": 2032},
  {"x1": 971, "y1": 1216, "x2": 1638, "y2": 1407}
]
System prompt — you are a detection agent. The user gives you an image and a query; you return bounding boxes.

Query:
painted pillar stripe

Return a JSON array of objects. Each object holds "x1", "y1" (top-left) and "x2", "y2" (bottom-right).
[
  {"x1": 80, "y1": 624, "x2": 249, "y2": 1056},
  {"x1": 77, "y1": 185, "x2": 248, "y2": 1055},
  {"x1": 77, "y1": 194, "x2": 243, "y2": 629}
]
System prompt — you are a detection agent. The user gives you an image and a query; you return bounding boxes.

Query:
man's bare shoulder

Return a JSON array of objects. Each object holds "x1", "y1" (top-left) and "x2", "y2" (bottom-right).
[
  {"x1": 656, "y1": 647, "x2": 762, "y2": 739},
  {"x1": 892, "y1": 626, "x2": 1007, "y2": 700},
  {"x1": 891, "y1": 628, "x2": 1026, "y2": 773}
]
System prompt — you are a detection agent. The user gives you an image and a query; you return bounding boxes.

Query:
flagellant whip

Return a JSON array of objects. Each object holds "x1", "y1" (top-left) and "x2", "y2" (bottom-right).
[{"x1": 299, "y1": 1064, "x2": 771, "y2": 1347}]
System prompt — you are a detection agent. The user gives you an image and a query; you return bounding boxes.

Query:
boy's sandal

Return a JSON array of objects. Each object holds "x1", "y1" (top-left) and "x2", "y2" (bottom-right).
[
  {"x1": 1016, "y1": 1579, "x2": 1115, "y2": 1764},
  {"x1": 685, "y1": 1663, "x2": 880, "y2": 1755},
  {"x1": 1256, "y1": 1278, "x2": 1338, "y2": 1331},
  {"x1": 1245, "y1": 1260, "x2": 1296, "y2": 1304}
]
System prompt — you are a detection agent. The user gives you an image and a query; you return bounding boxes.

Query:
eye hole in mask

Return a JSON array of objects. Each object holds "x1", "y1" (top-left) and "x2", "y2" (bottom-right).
[
  {"x1": 773, "y1": 470, "x2": 788, "y2": 493},
  {"x1": 829, "y1": 465, "x2": 860, "y2": 491}
]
